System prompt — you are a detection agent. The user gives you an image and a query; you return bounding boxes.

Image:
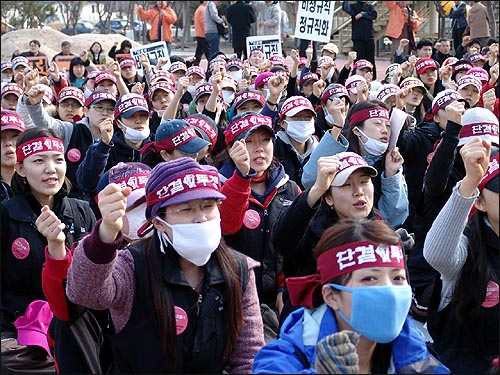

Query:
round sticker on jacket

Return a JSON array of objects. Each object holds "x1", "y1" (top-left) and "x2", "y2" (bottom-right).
[
  {"x1": 481, "y1": 281, "x2": 499, "y2": 308},
  {"x1": 243, "y1": 209, "x2": 261, "y2": 229},
  {"x1": 174, "y1": 306, "x2": 188, "y2": 335},
  {"x1": 67, "y1": 148, "x2": 81, "y2": 162},
  {"x1": 12, "y1": 238, "x2": 30, "y2": 259}
]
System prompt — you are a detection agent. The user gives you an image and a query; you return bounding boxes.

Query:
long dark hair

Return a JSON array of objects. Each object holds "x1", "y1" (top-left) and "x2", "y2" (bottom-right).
[
  {"x1": 451, "y1": 210, "x2": 495, "y2": 325},
  {"x1": 69, "y1": 57, "x2": 87, "y2": 85},
  {"x1": 11, "y1": 128, "x2": 72, "y2": 194},
  {"x1": 144, "y1": 224, "x2": 243, "y2": 365}
]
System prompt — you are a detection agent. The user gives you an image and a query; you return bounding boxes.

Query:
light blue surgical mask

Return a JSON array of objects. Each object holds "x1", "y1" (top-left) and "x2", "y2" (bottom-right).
[{"x1": 329, "y1": 283, "x2": 412, "y2": 343}]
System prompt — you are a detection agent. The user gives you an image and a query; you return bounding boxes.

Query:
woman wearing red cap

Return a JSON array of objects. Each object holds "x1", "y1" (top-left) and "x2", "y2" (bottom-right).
[
  {"x1": 1, "y1": 110, "x2": 26, "y2": 201},
  {"x1": 65, "y1": 157, "x2": 265, "y2": 373},
  {"x1": 1, "y1": 128, "x2": 95, "y2": 374},
  {"x1": 424, "y1": 138, "x2": 499, "y2": 373},
  {"x1": 253, "y1": 219, "x2": 449, "y2": 374}
]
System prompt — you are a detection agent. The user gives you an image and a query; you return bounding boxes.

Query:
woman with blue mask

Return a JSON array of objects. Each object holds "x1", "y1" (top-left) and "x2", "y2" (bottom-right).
[
  {"x1": 253, "y1": 219, "x2": 449, "y2": 374},
  {"x1": 302, "y1": 99, "x2": 409, "y2": 229}
]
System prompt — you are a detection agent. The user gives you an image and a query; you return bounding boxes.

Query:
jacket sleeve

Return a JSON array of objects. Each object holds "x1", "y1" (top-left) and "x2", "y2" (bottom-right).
[
  {"x1": 449, "y1": 3, "x2": 466, "y2": 19},
  {"x1": 229, "y1": 257, "x2": 265, "y2": 373},
  {"x1": 76, "y1": 140, "x2": 112, "y2": 193},
  {"x1": 301, "y1": 132, "x2": 349, "y2": 190},
  {"x1": 396, "y1": 126, "x2": 423, "y2": 164},
  {"x1": 265, "y1": 6, "x2": 280, "y2": 27},
  {"x1": 219, "y1": 170, "x2": 251, "y2": 235},
  {"x1": 137, "y1": 7, "x2": 153, "y2": 21},
  {"x1": 162, "y1": 7, "x2": 177, "y2": 25},
  {"x1": 25, "y1": 100, "x2": 74, "y2": 148},
  {"x1": 42, "y1": 247, "x2": 73, "y2": 321},
  {"x1": 423, "y1": 121, "x2": 461, "y2": 197},
  {"x1": 253, "y1": 337, "x2": 315, "y2": 374},
  {"x1": 377, "y1": 169, "x2": 409, "y2": 227}
]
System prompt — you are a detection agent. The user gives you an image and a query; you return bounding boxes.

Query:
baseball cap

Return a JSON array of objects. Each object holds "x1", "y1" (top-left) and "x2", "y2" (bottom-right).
[
  {"x1": 375, "y1": 84, "x2": 400, "y2": 102},
  {"x1": 169, "y1": 61, "x2": 187, "y2": 74},
  {"x1": 143, "y1": 157, "x2": 225, "y2": 222},
  {"x1": 331, "y1": 152, "x2": 378, "y2": 187},
  {"x1": 459, "y1": 107, "x2": 499, "y2": 147},
  {"x1": 452, "y1": 59, "x2": 473, "y2": 74},
  {"x1": 298, "y1": 57, "x2": 307, "y2": 67},
  {"x1": 457, "y1": 75, "x2": 482, "y2": 92},
  {"x1": 269, "y1": 55, "x2": 285, "y2": 66},
  {"x1": 94, "y1": 71, "x2": 117, "y2": 86},
  {"x1": 208, "y1": 57, "x2": 226, "y2": 72},
  {"x1": 1, "y1": 62, "x2": 13, "y2": 72},
  {"x1": 1, "y1": 110, "x2": 27, "y2": 133},
  {"x1": 57, "y1": 87, "x2": 85, "y2": 106},
  {"x1": 415, "y1": 58, "x2": 439, "y2": 75},
  {"x1": 279, "y1": 96, "x2": 316, "y2": 120},
  {"x1": 466, "y1": 67, "x2": 489, "y2": 84},
  {"x1": 232, "y1": 90, "x2": 265, "y2": 111},
  {"x1": 194, "y1": 82, "x2": 222, "y2": 103},
  {"x1": 221, "y1": 76, "x2": 237, "y2": 91},
  {"x1": 1, "y1": 83, "x2": 23, "y2": 98},
  {"x1": 345, "y1": 75, "x2": 367, "y2": 94},
  {"x1": 318, "y1": 56, "x2": 334, "y2": 68},
  {"x1": 478, "y1": 154, "x2": 499, "y2": 193},
  {"x1": 13, "y1": 300, "x2": 53, "y2": 356},
  {"x1": 320, "y1": 83, "x2": 349, "y2": 104},
  {"x1": 12, "y1": 56, "x2": 29, "y2": 70},
  {"x1": 399, "y1": 77, "x2": 428, "y2": 95},
  {"x1": 42, "y1": 86, "x2": 55, "y2": 105},
  {"x1": 467, "y1": 53, "x2": 486, "y2": 64},
  {"x1": 84, "y1": 90, "x2": 117, "y2": 108},
  {"x1": 186, "y1": 66, "x2": 205, "y2": 78},
  {"x1": 184, "y1": 113, "x2": 218, "y2": 151},
  {"x1": 143, "y1": 118, "x2": 210, "y2": 156},
  {"x1": 150, "y1": 70, "x2": 175, "y2": 85},
  {"x1": 97, "y1": 162, "x2": 151, "y2": 208},
  {"x1": 353, "y1": 59, "x2": 373, "y2": 71},
  {"x1": 226, "y1": 59, "x2": 242, "y2": 70},
  {"x1": 442, "y1": 57, "x2": 459, "y2": 67},
  {"x1": 321, "y1": 43, "x2": 339, "y2": 55},
  {"x1": 298, "y1": 72, "x2": 319, "y2": 87},
  {"x1": 118, "y1": 56, "x2": 136, "y2": 69},
  {"x1": 148, "y1": 81, "x2": 176, "y2": 99},
  {"x1": 254, "y1": 72, "x2": 275, "y2": 89},
  {"x1": 385, "y1": 63, "x2": 400, "y2": 78},
  {"x1": 114, "y1": 93, "x2": 149, "y2": 119},
  {"x1": 224, "y1": 112, "x2": 274, "y2": 145},
  {"x1": 431, "y1": 89, "x2": 466, "y2": 116}
]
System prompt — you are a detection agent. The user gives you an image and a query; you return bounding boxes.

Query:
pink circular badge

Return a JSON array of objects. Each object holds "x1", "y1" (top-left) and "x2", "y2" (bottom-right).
[
  {"x1": 243, "y1": 209, "x2": 261, "y2": 229},
  {"x1": 67, "y1": 148, "x2": 81, "y2": 163},
  {"x1": 481, "y1": 280, "x2": 499, "y2": 308},
  {"x1": 12, "y1": 238, "x2": 30, "y2": 259},
  {"x1": 174, "y1": 306, "x2": 188, "y2": 335}
]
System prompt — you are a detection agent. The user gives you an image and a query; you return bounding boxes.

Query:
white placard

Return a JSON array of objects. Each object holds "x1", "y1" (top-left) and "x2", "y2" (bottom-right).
[
  {"x1": 130, "y1": 41, "x2": 170, "y2": 75},
  {"x1": 246, "y1": 35, "x2": 282, "y2": 61},
  {"x1": 389, "y1": 108, "x2": 408, "y2": 149},
  {"x1": 294, "y1": 1, "x2": 335, "y2": 44}
]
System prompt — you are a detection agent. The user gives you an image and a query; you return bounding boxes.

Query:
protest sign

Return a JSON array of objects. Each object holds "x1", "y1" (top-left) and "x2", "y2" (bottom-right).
[
  {"x1": 130, "y1": 41, "x2": 170, "y2": 75},
  {"x1": 246, "y1": 35, "x2": 282, "y2": 61},
  {"x1": 294, "y1": 1, "x2": 335, "y2": 43},
  {"x1": 27, "y1": 56, "x2": 49, "y2": 76}
]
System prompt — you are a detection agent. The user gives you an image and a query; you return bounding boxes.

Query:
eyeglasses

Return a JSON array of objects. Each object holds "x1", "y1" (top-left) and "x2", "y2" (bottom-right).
[
  {"x1": 91, "y1": 105, "x2": 114, "y2": 114},
  {"x1": 165, "y1": 199, "x2": 222, "y2": 215},
  {"x1": 59, "y1": 102, "x2": 82, "y2": 108}
]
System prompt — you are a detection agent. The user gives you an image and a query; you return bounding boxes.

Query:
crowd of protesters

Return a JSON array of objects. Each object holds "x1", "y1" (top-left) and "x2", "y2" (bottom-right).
[{"x1": 1, "y1": 1, "x2": 499, "y2": 374}]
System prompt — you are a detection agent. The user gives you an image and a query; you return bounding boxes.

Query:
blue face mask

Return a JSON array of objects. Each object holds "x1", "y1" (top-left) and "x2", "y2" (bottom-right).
[{"x1": 328, "y1": 283, "x2": 412, "y2": 343}]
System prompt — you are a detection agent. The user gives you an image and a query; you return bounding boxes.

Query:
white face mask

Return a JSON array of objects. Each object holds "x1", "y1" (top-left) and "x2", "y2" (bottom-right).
[
  {"x1": 221, "y1": 89, "x2": 235, "y2": 105},
  {"x1": 285, "y1": 119, "x2": 315, "y2": 143},
  {"x1": 84, "y1": 87, "x2": 93, "y2": 99},
  {"x1": 228, "y1": 70, "x2": 243, "y2": 82},
  {"x1": 156, "y1": 217, "x2": 221, "y2": 266},
  {"x1": 354, "y1": 126, "x2": 389, "y2": 156},
  {"x1": 119, "y1": 120, "x2": 150, "y2": 143},
  {"x1": 323, "y1": 107, "x2": 335, "y2": 126},
  {"x1": 187, "y1": 85, "x2": 196, "y2": 95},
  {"x1": 123, "y1": 205, "x2": 151, "y2": 241}
]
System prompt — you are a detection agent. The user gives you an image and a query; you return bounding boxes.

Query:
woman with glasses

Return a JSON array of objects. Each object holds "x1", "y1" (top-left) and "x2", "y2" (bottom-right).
[
  {"x1": 65, "y1": 157, "x2": 265, "y2": 373},
  {"x1": 1, "y1": 127, "x2": 95, "y2": 374},
  {"x1": 253, "y1": 219, "x2": 449, "y2": 374},
  {"x1": 23, "y1": 85, "x2": 117, "y2": 201}
]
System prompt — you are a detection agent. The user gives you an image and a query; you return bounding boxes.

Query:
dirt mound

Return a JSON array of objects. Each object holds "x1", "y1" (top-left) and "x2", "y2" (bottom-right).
[{"x1": 1, "y1": 27, "x2": 142, "y2": 63}]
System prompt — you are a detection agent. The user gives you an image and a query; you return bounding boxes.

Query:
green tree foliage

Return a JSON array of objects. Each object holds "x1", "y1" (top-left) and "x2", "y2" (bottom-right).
[{"x1": 1, "y1": 1, "x2": 57, "y2": 29}]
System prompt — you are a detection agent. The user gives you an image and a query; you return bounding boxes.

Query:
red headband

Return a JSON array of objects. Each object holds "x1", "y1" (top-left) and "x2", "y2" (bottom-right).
[
  {"x1": 184, "y1": 117, "x2": 218, "y2": 150},
  {"x1": 478, "y1": 154, "x2": 499, "y2": 191},
  {"x1": 287, "y1": 240, "x2": 405, "y2": 309},
  {"x1": 349, "y1": 107, "x2": 389, "y2": 126},
  {"x1": 459, "y1": 122, "x2": 499, "y2": 140},
  {"x1": 16, "y1": 137, "x2": 64, "y2": 162},
  {"x1": 113, "y1": 174, "x2": 150, "y2": 191},
  {"x1": 146, "y1": 170, "x2": 221, "y2": 206}
]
